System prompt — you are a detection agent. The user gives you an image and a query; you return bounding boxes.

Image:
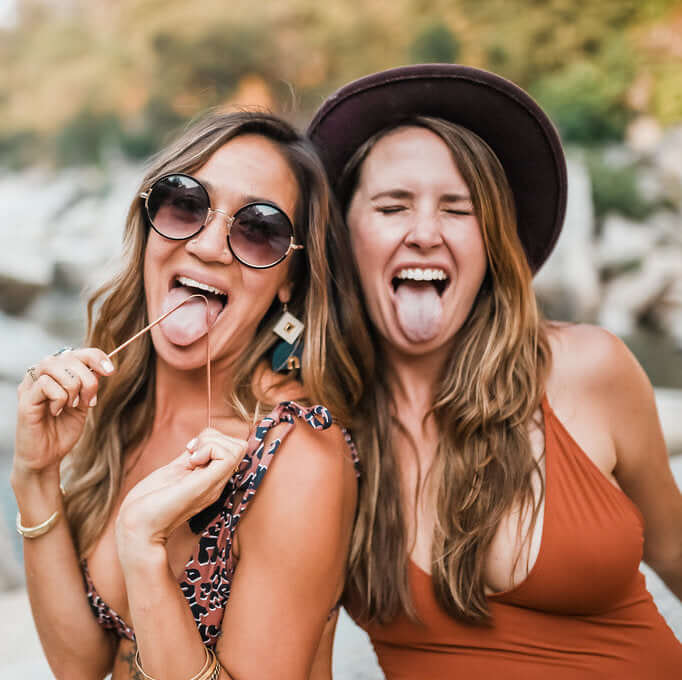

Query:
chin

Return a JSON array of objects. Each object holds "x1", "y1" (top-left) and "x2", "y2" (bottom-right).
[{"x1": 150, "y1": 327, "x2": 210, "y2": 371}]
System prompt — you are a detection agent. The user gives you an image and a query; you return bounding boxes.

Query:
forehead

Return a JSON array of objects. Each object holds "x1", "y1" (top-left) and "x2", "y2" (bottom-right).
[
  {"x1": 196, "y1": 133, "x2": 299, "y2": 215},
  {"x1": 359, "y1": 126, "x2": 468, "y2": 192}
]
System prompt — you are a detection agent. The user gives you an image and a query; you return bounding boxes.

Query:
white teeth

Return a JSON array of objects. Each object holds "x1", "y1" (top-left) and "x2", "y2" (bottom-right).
[
  {"x1": 396, "y1": 268, "x2": 448, "y2": 282},
  {"x1": 176, "y1": 276, "x2": 227, "y2": 297}
]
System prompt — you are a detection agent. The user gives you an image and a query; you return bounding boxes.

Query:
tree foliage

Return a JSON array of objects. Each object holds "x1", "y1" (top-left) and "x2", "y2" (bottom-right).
[{"x1": 0, "y1": 0, "x2": 680, "y2": 166}]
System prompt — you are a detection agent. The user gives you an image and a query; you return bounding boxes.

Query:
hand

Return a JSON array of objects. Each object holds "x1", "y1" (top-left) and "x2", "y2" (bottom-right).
[
  {"x1": 14, "y1": 348, "x2": 115, "y2": 479},
  {"x1": 116, "y1": 428, "x2": 248, "y2": 554}
]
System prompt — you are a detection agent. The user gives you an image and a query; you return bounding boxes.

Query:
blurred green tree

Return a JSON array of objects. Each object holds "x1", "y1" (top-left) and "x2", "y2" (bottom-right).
[{"x1": 409, "y1": 22, "x2": 459, "y2": 63}]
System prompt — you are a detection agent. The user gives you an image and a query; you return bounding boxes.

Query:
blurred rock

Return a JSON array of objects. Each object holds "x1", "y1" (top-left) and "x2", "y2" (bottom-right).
[
  {"x1": 626, "y1": 116, "x2": 663, "y2": 155},
  {"x1": 0, "y1": 312, "x2": 69, "y2": 383},
  {"x1": 596, "y1": 214, "x2": 661, "y2": 271},
  {"x1": 23, "y1": 289, "x2": 87, "y2": 342},
  {"x1": 656, "y1": 388, "x2": 682, "y2": 454},
  {"x1": 599, "y1": 247, "x2": 682, "y2": 337},
  {"x1": 535, "y1": 155, "x2": 600, "y2": 322},
  {"x1": 651, "y1": 276, "x2": 682, "y2": 349},
  {"x1": 0, "y1": 520, "x2": 22, "y2": 591},
  {"x1": 653, "y1": 127, "x2": 682, "y2": 209},
  {"x1": 0, "y1": 381, "x2": 18, "y2": 455},
  {"x1": 0, "y1": 250, "x2": 53, "y2": 314},
  {"x1": 647, "y1": 211, "x2": 682, "y2": 247}
]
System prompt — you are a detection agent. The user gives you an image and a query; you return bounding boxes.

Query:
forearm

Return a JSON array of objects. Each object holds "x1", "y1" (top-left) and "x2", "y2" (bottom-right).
[
  {"x1": 12, "y1": 467, "x2": 115, "y2": 679},
  {"x1": 121, "y1": 544, "x2": 224, "y2": 680}
]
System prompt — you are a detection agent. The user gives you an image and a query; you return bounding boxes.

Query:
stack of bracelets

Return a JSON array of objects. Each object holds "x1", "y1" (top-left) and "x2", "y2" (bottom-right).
[{"x1": 135, "y1": 647, "x2": 221, "y2": 680}]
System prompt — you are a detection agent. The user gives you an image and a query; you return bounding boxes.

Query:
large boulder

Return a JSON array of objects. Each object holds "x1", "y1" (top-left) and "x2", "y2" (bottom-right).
[
  {"x1": 534, "y1": 154, "x2": 600, "y2": 322},
  {"x1": 596, "y1": 214, "x2": 662, "y2": 272},
  {"x1": 599, "y1": 246, "x2": 682, "y2": 337}
]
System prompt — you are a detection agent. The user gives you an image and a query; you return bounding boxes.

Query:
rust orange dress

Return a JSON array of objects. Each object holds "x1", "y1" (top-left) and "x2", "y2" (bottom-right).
[{"x1": 350, "y1": 398, "x2": 682, "y2": 678}]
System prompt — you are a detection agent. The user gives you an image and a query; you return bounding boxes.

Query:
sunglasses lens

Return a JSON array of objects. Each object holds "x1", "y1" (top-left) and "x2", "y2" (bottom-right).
[
  {"x1": 146, "y1": 175, "x2": 208, "y2": 239},
  {"x1": 230, "y1": 203, "x2": 293, "y2": 267}
]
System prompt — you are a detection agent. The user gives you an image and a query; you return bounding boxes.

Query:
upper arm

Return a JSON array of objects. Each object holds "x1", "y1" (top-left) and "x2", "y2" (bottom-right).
[
  {"x1": 576, "y1": 326, "x2": 682, "y2": 568},
  {"x1": 215, "y1": 422, "x2": 357, "y2": 679}
]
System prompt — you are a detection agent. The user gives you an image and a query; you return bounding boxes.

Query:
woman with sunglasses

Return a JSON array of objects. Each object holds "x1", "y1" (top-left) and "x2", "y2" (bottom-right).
[
  {"x1": 11, "y1": 111, "x2": 369, "y2": 680},
  {"x1": 308, "y1": 64, "x2": 682, "y2": 678}
]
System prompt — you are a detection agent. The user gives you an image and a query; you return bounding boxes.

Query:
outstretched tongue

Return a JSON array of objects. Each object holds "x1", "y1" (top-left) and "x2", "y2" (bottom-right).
[
  {"x1": 159, "y1": 286, "x2": 223, "y2": 346},
  {"x1": 394, "y1": 282, "x2": 443, "y2": 343}
]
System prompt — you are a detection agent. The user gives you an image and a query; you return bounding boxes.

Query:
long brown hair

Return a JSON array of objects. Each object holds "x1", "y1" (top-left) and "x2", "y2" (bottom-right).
[
  {"x1": 340, "y1": 117, "x2": 552, "y2": 622},
  {"x1": 63, "y1": 111, "x2": 372, "y2": 556}
]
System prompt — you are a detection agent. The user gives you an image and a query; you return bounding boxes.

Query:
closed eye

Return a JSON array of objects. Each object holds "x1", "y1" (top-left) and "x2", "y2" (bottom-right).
[
  {"x1": 443, "y1": 209, "x2": 473, "y2": 216},
  {"x1": 376, "y1": 206, "x2": 407, "y2": 214}
]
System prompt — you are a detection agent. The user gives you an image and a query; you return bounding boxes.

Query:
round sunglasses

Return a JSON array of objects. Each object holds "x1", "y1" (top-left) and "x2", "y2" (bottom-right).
[{"x1": 139, "y1": 173, "x2": 304, "y2": 269}]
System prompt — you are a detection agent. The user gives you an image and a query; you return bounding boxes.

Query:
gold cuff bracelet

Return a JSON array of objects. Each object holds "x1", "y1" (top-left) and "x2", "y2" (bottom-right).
[{"x1": 15, "y1": 510, "x2": 60, "y2": 538}]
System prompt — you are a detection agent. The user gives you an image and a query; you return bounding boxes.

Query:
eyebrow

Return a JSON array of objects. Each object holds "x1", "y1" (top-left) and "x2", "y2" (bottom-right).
[
  {"x1": 441, "y1": 193, "x2": 472, "y2": 203},
  {"x1": 370, "y1": 189, "x2": 472, "y2": 202}
]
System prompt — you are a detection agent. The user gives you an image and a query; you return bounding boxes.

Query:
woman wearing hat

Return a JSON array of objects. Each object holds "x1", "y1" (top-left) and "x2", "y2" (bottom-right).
[{"x1": 309, "y1": 64, "x2": 682, "y2": 677}]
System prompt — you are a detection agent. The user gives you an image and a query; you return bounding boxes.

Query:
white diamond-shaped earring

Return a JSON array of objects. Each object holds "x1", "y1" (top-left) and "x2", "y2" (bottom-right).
[{"x1": 273, "y1": 303, "x2": 304, "y2": 344}]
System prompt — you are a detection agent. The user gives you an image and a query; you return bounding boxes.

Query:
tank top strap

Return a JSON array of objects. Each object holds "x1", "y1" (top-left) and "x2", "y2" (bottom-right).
[
  {"x1": 189, "y1": 401, "x2": 359, "y2": 535},
  {"x1": 231, "y1": 401, "x2": 361, "y2": 537}
]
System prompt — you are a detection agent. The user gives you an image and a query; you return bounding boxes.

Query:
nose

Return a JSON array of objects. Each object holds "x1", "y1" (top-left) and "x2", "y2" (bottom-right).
[
  {"x1": 185, "y1": 209, "x2": 234, "y2": 264},
  {"x1": 404, "y1": 209, "x2": 444, "y2": 250}
]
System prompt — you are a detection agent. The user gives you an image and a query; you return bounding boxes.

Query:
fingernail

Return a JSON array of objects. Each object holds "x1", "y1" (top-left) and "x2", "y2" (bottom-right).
[
  {"x1": 72, "y1": 395, "x2": 79, "y2": 408},
  {"x1": 89, "y1": 395, "x2": 97, "y2": 407},
  {"x1": 101, "y1": 359, "x2": 114, "y2": 373},
  {"x1": 186, "y1": 438, "x2": 198, "y2": 450},
  {"x1": 55, "y1": 408, "x2": 63, "y2": 417}
]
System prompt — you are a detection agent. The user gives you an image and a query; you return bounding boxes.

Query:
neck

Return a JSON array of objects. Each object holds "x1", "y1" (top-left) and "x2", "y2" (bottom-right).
[
  {"x1": 383, "y1": 342, "x2": 449, "y2": 424},
  {"x1": 152, "y1": 353, "x2": 238, "y2": 434}
]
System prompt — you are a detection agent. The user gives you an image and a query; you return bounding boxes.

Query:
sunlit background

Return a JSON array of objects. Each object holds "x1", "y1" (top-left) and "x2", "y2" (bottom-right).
[{"x1": 1, "y1": 1, "x2": 681, "y2": 677}]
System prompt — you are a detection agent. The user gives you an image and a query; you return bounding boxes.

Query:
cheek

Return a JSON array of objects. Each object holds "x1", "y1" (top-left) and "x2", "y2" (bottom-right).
[
  {"x1": 452, "y1": 221, "x2": 487, "y2": 268},
  {"x1": 348, "y1": 213, "x2": 388, "y2": 277}
]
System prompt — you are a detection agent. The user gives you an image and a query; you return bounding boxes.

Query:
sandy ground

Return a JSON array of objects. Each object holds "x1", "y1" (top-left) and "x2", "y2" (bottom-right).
[{"x1": 2, "y1": 456, "x2": 681, "y2": 680}]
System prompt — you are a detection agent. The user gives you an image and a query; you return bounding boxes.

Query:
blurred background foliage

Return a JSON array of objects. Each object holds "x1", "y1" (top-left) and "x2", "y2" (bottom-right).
[{"x1": 0, "y1": 0, "x2": 681, "y2": 169}]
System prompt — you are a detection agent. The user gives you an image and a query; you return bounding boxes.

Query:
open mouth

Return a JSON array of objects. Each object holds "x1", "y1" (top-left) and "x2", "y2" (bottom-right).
[
  {"x1": 173, "y1": 275, "x2": 229, "y2": 314},
  {"x1": 391, "y1": 268, "x2": 449, "y2": 296}
]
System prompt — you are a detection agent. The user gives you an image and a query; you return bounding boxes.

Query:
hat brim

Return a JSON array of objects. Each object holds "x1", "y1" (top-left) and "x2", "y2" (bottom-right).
[{"x1": 307, "y1": 64, "x2": 567, "y2": 273}]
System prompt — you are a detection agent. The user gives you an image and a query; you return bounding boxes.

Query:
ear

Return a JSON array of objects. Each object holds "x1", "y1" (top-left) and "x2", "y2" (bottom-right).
[{"x1": 277, "y1": 280, "x2": 293, "y2": 305}]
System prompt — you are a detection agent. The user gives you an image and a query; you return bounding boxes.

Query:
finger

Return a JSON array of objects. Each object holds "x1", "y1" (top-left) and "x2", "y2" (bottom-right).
[
  {"x1": 188, "y1": 444, "x2": 213, "y2": 467},
  {"x1": 61, "y1": 357, "x2": 100, "y2": 409},
  {"x1": 189, "y1": 442, "x2": 243, "y2": 472},
  {"x1": 193, "y1": 428, "x2": 248, "y2": 449},
  {"x1": 32, "y1": 374, "x2": 69, "y2": 416},
  {"x1": 69, "y1": 348, "x2": 116, "y2": 377},
  {"x1": 38, "y1": 362, "x2": 83, "y2": 409}
]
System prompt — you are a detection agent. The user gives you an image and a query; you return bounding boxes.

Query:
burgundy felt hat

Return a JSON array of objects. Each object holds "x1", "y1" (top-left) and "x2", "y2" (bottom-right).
[{"x1": 307, "y1": 64, "x2": 567, "y2": 273}]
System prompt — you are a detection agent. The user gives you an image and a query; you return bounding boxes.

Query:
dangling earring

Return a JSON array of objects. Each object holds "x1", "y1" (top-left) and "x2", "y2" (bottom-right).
[
  {"x1": 273, "y1": 303, "x2": 304, "y2": 344},
  {"x1": 272, "y1": 303, "x2": 304, "y2": 373}
]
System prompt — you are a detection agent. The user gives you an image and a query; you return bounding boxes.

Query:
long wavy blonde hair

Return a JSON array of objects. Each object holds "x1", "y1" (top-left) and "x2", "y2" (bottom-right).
[
  {"x1": 64, "y1": 111, "x2": 372, "y2": 557},
  {"x1": 339, "y1": 117, "x2": 552, "y2": 623}
]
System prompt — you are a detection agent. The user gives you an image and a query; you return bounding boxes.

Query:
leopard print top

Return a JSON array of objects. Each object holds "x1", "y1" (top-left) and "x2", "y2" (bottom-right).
[{"x1": 81, "y1": 401, "x2": 360, "y2": 647}]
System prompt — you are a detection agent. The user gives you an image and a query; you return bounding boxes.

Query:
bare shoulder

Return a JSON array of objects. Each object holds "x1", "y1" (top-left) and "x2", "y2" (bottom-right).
[
  {"x1": 546, "y1": 322, "x2": 649, "y2": 398},
  {"x1": 238, "y1": 413, "x2": 357, "y2": 545},
  {"x1": 234, "y1": 413, "x2": 358, "y2": 601},
  {"x1": 267, "y1": 417, "x2": 357, "y2": 498}
]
